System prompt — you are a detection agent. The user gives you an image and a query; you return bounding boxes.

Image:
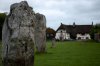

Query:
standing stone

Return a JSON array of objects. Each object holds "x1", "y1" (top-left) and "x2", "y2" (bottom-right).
[
  {"x1": 51, "y1": 38, "x2": 56, "y2": 48},
  {"x1": 2, "y1": 1, "x2": 35, "y2": 66},
  {"x1": 35, "y1": 13, "x2": 46, "y2": 53}
]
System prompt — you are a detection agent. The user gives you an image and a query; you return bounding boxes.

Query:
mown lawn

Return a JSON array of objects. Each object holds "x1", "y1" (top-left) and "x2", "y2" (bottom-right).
[
  {"x1": 35, "y1": 41, "x2": 100, "y2": 66},
  {"x1": 0, "y1": 41, "x2": 100, "y2": 66}
]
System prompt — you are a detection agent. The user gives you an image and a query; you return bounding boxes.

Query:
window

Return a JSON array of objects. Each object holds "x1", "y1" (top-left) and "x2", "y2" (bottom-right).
[
  {"x1": 86, "y1": 37, "x2": 89, "y2": 39},
  {"x1": 78, "y1": 37, "x2": 81, "y2": 40}
]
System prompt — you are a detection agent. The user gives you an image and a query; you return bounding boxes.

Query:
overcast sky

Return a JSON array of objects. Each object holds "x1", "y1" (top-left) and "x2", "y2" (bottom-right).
[{"x1": 0, "y1": 0, "x2": 100, "y2": 30}]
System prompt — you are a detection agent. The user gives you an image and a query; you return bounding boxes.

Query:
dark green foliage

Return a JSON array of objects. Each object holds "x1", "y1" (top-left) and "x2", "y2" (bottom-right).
[
  {"x1": 94, "y1": 24, "x2": 100, "y2": 33},
  {"x1": 70, "y1": 33, "x2": 76, "y2": 39},
  {"x1": 0, "y1": 41, "x2": 2, "y2": 66},
  {"x1": 90, "y1": 24, "x2": 100, "y2": 39},
  {"x1": 90, "y1": 26, "x2": 95, "y2": 39},
  {"x1": 0, "y1": 13, "x2": 6, "y2": 40}
]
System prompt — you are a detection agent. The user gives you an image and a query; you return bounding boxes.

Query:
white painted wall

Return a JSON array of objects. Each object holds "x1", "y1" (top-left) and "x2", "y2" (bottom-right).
[
  {"x1": 55, "y1": 30, "x2": 70, "y2": 40},
  {"x1": 76, "y1": 34, "x2": 91, "y2": 40}
]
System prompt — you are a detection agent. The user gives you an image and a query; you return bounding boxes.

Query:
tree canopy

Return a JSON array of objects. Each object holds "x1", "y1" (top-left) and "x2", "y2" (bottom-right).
[
  {"x1": 90, "y1": 23, "x2": 100, "y2": 39},
  {"x1": 0, "y1": 13, "x2": 7, "y2": 40}
]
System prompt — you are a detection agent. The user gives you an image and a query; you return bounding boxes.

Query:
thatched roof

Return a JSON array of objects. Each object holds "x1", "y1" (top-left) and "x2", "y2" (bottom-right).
[{"x1": 56, "y1": 23, "x2": 93, "y2": 34}]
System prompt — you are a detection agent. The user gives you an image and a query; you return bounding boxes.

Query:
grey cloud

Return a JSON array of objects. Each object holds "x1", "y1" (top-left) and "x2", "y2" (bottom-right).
[{"x1": 0, "y1": 0, "x2": 100, "y2": 30}]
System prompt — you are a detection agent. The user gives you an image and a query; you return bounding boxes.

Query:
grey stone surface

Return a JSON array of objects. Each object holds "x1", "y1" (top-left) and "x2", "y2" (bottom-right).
[
  {"x1": 2, "y1": 1, "x2": 35, "y2": 66},
  {"x1": 35, "y1": 13, "x2": 46, "y2": 53}
]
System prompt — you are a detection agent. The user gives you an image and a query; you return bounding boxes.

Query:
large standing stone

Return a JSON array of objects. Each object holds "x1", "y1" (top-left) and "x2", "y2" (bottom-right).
[
  {"x1": 35, "y1": 13, "x2": 46, "y2": 53},
  {"x1": 2, "y1": 1, "x2": 35, "y2": 66}
]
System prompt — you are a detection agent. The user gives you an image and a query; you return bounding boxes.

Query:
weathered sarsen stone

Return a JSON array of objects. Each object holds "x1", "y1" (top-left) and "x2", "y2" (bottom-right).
[
  {"x1": 2, "y1": 1, "x2": 35, "y2": 66},
  {"x1": 35, "y1": 13, "x2": 46, "y2": 53}
]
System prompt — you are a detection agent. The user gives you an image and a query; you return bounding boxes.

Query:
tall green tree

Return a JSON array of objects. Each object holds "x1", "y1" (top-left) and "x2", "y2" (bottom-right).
[
  {"x1": 0, "y1": 13, "x2": 6, "y2": 40},
  {"x1": 94, "y1": 24, "x2": 100, "y2": 33},
  {"x1": 90, "y1": 23, "x2": 100, "y2": 39}
]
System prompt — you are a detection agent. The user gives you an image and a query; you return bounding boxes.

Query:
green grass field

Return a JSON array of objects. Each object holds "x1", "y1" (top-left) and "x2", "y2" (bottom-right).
[{"x1": 0, "y1": 41, "x2": 100, "y2": 66}]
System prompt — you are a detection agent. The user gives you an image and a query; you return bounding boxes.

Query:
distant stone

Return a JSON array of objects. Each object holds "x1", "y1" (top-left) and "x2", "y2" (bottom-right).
[
  {"x1": 35, "y1": 13, "x2": 46, "y2": 53},
  {"x1": 51, "y1": 38, "x2": 56, "y2": 48},
  {"x1": 2, "y1": 1, "x2": 35, "y2": 66}
]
